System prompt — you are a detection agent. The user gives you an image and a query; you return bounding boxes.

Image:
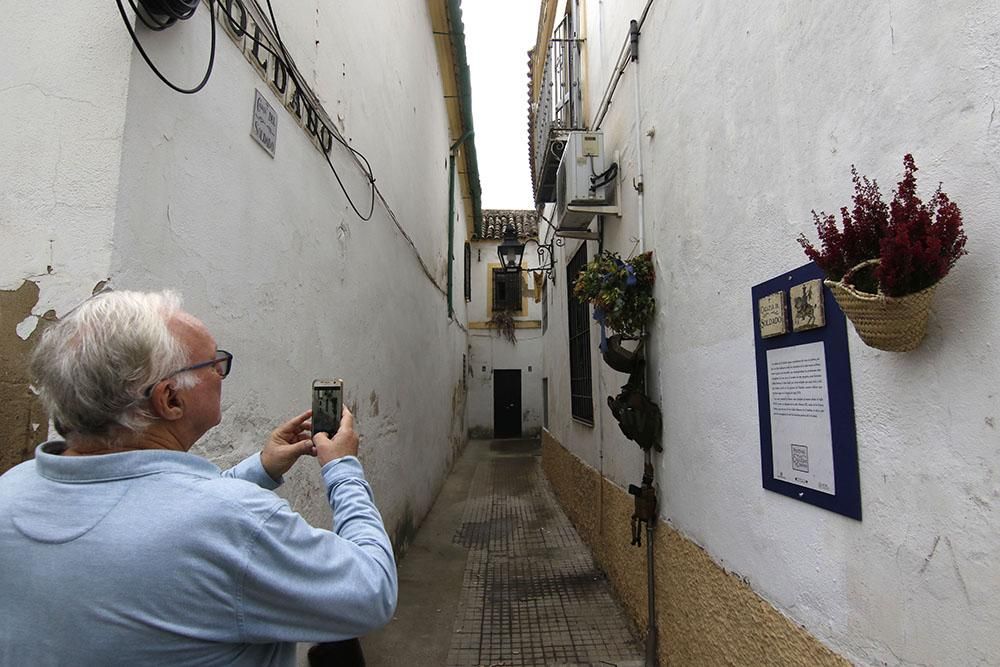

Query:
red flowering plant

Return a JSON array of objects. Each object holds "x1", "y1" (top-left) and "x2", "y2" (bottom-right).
[{"x1": 799, "y1": 154, "x2": 967, "y2": 297}]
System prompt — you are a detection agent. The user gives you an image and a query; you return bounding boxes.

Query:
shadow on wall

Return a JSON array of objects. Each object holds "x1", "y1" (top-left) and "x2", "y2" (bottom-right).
[
  {"x1": 391, "y1": 503, "x2": 417, "y2": 561},
  {"x1": 0, "y1": 280, "x2": 55, "y2": 475}
]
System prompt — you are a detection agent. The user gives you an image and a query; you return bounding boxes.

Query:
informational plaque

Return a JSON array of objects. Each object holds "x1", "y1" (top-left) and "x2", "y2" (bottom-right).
[
  {"x1": 766, "y1": 342, "x2": 835, "y2": 494},
  {"x1": 251, "y1": 89, "x2": 278, "y2": 157},
  {"x1": 752, "y1": 263, "x2": 861, "y2": 520}
]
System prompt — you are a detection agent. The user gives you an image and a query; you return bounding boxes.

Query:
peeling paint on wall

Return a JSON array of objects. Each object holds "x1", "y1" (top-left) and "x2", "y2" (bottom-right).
[{"x1": 0, "y1": 281, "x2": 54, "y2": 474}]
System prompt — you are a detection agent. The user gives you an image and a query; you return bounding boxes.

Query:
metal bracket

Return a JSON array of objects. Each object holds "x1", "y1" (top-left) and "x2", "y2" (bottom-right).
[{"x1": 627, "y1": 463, "x2": 658, "y2": 547}]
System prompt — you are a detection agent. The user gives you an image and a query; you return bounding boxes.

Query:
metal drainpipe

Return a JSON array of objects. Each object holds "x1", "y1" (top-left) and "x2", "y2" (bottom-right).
[
  {"x1": 631, "y1": 20, "x2": 645, "y2": 254},
  {"x1": 448, "y1": 129, "x2": 475, "y2": 319},
  {"x1": 630, "y1": 18, "x2": 658, "y2": 667}
]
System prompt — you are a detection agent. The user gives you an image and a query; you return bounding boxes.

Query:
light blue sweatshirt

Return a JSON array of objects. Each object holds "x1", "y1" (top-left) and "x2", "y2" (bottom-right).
[{"x1": 0, "y1": 441, "x2": 397, "y2": 666}]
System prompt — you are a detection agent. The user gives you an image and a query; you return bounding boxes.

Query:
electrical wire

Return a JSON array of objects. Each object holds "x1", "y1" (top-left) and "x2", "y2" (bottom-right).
[
  {"x1": 133, "y1": 0, "x2": 198, "y2": 29},
  {"x1": 222, "y1": 1, "x2": 436, "y2": 280},
  {"x1": 257, "y1": 0, "x2": 376, "y2": 220},
  {"x1": 590, "y1": 162, "x2": 619, "y2": 190},
  {"x1": 115, "y1": 0, "x2": 216, "y2": 94},
  {"x1": 591, "y1": 0, "x2": 655, "y2": 130},
  {"x1": 116, "y1": 0, "x2": 377, "y2": 220}
]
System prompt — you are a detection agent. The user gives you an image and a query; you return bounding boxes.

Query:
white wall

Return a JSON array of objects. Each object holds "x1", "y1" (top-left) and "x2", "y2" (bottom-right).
[
  {"x1": 1, "y1": 2, "x2": 133, "y2": 316},
  {"x1": 543, "y1": 1, "x2": 1000, "y2": 664},
  {"x1": 468, "y1": 333, "x2": 544, "y2": 438},
  {"x1": 4, "y1": 0, "x2": 470, "y2": 551},
  {"x1": 467, "y1": 239, "x2": 544, "y2": 437}
]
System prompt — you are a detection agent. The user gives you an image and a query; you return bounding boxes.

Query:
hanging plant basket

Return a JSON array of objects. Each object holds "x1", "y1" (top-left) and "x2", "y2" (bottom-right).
[
  {"x1": 799, "y1": 154, "x2": 967, "y2": 353},
  {"x1": 826, "y1": 259, "x2": 937, "y2": 352},
  {"x1": 573, "y1": 250, "x2": 656, "y2": 370}
]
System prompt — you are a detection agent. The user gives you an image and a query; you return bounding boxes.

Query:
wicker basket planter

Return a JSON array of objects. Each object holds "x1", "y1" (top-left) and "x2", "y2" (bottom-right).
[
  {"x1": 825, "y1": 260, "x2": 938, "y2": 352},
  {"x1": 799, "y1": 156, "x2": 967, "y2": 353}
]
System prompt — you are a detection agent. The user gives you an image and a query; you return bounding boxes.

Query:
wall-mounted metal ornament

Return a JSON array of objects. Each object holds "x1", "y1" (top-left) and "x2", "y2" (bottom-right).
[
  {"x1": 606, "y1": 342, "x2": 663, "y2": 453},
  {"x1": 791, "y1": 279, "x2": 826, "y2": 332}
]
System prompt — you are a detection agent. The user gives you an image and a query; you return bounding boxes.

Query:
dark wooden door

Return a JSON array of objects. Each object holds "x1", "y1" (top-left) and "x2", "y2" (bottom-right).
[{"x1": 493, "y1": 369, "x2": 522, "y2": 438}]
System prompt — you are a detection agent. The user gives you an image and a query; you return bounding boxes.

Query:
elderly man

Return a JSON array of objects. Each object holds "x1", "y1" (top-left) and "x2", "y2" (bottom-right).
[{"x1": 0, "y1": 290, "x2": 397, "y2": 665}]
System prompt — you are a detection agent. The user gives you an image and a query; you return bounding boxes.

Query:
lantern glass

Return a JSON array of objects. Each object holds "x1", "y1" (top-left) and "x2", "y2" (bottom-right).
[{"x1": 497, "y1": 225, "x2": 525, "y2": 271}]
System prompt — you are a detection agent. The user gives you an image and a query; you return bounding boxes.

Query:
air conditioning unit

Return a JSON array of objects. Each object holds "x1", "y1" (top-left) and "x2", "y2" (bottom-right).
[{"x1": 555, "y1": 131, "x2": 618, "y2": 232}]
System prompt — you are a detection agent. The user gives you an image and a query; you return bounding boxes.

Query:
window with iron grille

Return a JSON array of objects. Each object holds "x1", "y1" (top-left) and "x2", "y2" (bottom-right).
[
  {"x1": 541, "y1": 278, "x2": 548, "y2": 334},
  {"x1": 542, "y1": 377, "x2": 549, "y2": 428},
  {"x1": 492, "y1": 268, "x2": 521, "y2": 312},
  {"x1": 566, "y1": 245, "x2": 593, "y2": 424},
  {"x1": 464, "y1": 242, "x2": 471, "y2": 302}
]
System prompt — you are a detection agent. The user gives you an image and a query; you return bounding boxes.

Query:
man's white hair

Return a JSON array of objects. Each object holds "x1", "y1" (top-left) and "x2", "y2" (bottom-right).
[{"x1": 30, "y1": 290, "x2": 200, "y2": 442}]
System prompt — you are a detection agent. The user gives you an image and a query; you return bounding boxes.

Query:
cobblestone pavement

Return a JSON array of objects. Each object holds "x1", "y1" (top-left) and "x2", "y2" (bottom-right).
[
  {"x1": 363, "y1": 438, "x2": 642, "y2": 667},
  {"x1": 445, "y1": 439, "x2": 643, "y2": 667}
]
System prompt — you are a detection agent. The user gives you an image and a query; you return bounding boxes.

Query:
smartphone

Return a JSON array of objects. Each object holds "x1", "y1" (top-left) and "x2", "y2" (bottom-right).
[{"x1": 312, "y1": 379, "x2": 343, "y2": 437}]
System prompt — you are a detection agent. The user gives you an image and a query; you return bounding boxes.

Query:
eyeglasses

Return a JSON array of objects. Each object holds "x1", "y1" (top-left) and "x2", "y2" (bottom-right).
[{"x1": 144, "y1": 349, "x2": 233, "y2": 396}]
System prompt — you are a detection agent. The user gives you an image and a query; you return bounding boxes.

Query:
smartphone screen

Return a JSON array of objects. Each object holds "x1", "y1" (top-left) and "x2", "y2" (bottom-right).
[{"x1": 312, "y1": 380, "x2": 342, "y2": 437}]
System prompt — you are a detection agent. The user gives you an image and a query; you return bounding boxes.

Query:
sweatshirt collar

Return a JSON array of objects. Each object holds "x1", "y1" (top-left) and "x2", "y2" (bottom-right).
[{"x1": 34, "y1": 440, "x2": 222, "y2": 483}]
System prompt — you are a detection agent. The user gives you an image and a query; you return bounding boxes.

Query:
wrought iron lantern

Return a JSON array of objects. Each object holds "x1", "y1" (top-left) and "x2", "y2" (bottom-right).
[{"x1": 496, "y1": 224, "x2": 561, "y2": 281}]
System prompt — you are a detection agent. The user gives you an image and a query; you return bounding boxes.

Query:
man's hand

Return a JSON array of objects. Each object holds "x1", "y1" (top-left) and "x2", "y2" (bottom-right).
[
  {"x1": 261, "y1": 410, "x2": 316, "y2": 480},
  {"x1": 314, "y1": 405, "x2": 358, "y2": 466}
]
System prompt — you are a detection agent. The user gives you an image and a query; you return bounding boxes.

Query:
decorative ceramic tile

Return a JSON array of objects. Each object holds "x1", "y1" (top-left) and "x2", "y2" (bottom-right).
[
  {"x1": 758, "y1": 291, "x2": 788, "y2": 339},
  {"x1": 791, "y1": 279, "x2": 826, "y2": 332}
]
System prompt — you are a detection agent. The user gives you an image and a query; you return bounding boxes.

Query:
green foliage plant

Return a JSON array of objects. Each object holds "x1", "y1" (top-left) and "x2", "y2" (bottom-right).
[{"x1": 573, "y1": 250, "x2": 656, "y2": 337}]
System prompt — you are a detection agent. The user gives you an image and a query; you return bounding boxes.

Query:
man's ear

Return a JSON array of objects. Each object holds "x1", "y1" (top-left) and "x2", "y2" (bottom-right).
[{"x1": 148, "y1": 381, "x2": 184, "y2": 422}]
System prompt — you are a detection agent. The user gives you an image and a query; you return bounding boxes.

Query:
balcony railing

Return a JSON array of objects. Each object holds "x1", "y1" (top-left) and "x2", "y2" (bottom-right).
[{"x1": 532, "y1": 14, "x2": 585, "y2": 203}]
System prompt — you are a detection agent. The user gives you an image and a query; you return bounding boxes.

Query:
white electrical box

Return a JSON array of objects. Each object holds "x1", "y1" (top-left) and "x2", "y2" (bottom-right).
[{"x1": 555, "y1": 131, "x2": 618, "y2": 231}]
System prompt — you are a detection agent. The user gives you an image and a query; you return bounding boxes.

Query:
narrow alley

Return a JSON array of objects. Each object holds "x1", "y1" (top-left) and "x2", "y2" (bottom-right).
[
  {"x1": 3, "y1": 1, "x2": 998, "y2": 665},
  {"x1": 362, "y1": 439, "x2": 643, "y2": 667}
]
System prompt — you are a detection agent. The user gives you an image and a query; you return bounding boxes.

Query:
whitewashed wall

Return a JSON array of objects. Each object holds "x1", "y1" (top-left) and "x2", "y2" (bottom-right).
[
  {"x1": 1, "y1": 2, "x2": 133, "y2": 317},
  {"x1": 3, "y1": 0, "x2": 470, "y2": 554},
  {"x1": 543, "y1": 1, "x2": 1000, "y2": 664},
  {"x1": 467, "y1": 334, "x2": 544, "y2": 438},
  {"x1": 467, "y1": 239, "x2": 544, "y2": 437}
]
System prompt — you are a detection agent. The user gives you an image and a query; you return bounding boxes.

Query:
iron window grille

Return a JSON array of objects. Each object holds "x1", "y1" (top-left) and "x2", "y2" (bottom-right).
[
  {"x1": 542, "y1": 279, "x2": 548, "y2": 334},
  {"x1": 493, "y1": 268, "x2": 521, "y2": 312},
  {"x1": 566, "y1": 245, "x2": 593, "y2": 424},
  {"x1": 531, "y1": 2, "x2": 585, "y2": 203},
  {"x1": 464, "y1": 242, "x2": 472, "y2": 302}
]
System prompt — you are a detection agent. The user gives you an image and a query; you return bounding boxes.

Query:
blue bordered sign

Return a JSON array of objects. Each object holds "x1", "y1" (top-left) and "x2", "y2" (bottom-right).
[{"x1": 752, "y1": 262, "x2": 862, "y2": 520}]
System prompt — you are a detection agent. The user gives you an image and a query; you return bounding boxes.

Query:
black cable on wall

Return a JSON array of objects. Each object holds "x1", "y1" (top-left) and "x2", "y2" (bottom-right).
[
  {"x1": 116, "y1": 0, "x2": 378, "y2": 221},
  {"x1": 115, "y1": 0, "x2": 216, "y2": 94}
]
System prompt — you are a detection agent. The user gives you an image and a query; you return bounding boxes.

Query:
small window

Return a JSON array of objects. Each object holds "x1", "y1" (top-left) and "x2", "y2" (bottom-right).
[
  {"x1": 542, "y1": 377, "x2": 549, "y2": 428},
  {"x1": 492, "y1": 269, "x2": 521, "y2": 312},
  {"x1": 541, "y1": 279, "x2": 548, "y2": 334}
]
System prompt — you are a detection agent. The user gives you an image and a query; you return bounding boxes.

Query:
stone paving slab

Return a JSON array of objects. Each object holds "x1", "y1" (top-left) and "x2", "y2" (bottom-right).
[{"x1": 362, "y1": 438, "x2": 642, "y2": 667}]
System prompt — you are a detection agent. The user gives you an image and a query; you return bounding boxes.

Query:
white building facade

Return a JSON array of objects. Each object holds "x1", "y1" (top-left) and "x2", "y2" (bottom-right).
[
  {"x1": 531, "y1": 1, "x2": 1000, "y2": 665},
  {"x1": 466, "y1": 209, "x2": 545, "y2": 439},
  {"x1": 2, "y1": 0, "x2": 481, "y2": 559}
]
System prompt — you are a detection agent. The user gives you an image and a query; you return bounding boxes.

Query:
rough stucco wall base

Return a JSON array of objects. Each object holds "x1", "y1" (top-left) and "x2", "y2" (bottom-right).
[{"x1": 542, "y1": 431, "x2": 847, "y2": 667}]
